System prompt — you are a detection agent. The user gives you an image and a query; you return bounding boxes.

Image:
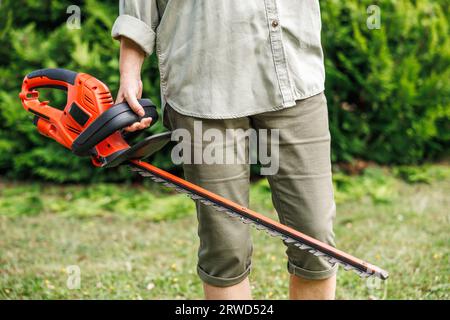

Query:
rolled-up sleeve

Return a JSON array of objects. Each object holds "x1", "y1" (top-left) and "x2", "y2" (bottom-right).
[{"x1": 111, "y1": 0, "x2": 159, "y2": 56}]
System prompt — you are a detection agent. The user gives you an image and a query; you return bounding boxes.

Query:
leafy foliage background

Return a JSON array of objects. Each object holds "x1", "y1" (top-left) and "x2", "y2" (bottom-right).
[{"x1": 0, "y1": 0, "x2": 448, "y2": 182}]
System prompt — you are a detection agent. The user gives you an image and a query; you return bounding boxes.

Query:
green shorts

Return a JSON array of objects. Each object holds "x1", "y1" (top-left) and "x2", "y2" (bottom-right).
[{"x1": 163, "y1": 92, "x2": 338, "y2": 287}]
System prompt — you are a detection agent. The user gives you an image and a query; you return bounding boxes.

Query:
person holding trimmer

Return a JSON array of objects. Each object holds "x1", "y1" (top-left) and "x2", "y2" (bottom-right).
[{"x1": 112, "y1": 0, "x2": 337, "y2": 299}]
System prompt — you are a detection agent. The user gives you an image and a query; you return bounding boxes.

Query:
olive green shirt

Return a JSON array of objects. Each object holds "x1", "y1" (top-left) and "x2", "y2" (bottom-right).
[{"x1": 112, "y1": 0, "x2": 325, "y2": 119}]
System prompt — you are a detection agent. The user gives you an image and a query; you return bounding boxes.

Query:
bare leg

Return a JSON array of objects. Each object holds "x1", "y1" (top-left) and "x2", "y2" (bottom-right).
[
  {"x1": 289, "y1": 274, "x2": 336, "y2": 300},
  {"x1": 203, "y1": 277, "x2": 252, "y2": 300}
]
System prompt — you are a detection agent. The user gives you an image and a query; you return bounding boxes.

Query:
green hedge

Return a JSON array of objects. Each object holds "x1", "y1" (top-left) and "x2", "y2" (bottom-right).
[
  {"x1": 0, "y1": 0, "x2": 448, "y2": 182},
  {"x1": 322, "y1": 0, "x2": 449, "y2": 163}
]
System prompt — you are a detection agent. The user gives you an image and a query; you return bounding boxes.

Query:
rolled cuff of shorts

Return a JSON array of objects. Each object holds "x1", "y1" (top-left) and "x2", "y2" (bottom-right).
[
  {"x1": 111, "y1": 15, "x2": 156, "y2": 56},
  {"x1": 197, "y1": 264, "x2": 252, "y2": 288},
  {"x1": 288, "y1": 260, "x2": 338, "y2": 280}
]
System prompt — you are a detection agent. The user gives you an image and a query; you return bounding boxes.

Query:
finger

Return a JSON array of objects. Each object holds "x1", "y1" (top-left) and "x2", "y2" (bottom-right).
[
  {"x1": 124, "y1": 122, "x2": 141, "y2": 132},
  {"x1": 141, "y1": 117, "x2": 152, "y2": 128},
  {"x1": 126, "y1": 93, "x2": 145, "y2": 117},
  {"x1": 136, "y1": 120, "x2": 148, "y2": 131},
  {"x1": 137, "y1": 81, "x2": 143, "y2": 98},
  {"x1": 131, "y1": 122, "x2": 142, "y2": 131},
  {"x1": 115, "y1": 90, "x2": 125, "y2": 104},
  {"x1": 136, "y1": 124, "x2": 146, "y2": 131},
  {"x1": 132, "y1": 118, "x2": 150, "y2": 131}
]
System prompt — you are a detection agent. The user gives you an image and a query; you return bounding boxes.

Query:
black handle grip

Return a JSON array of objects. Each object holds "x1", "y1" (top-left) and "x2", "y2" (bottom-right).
[
  {"x1": 27, "y1": 68, "x2": 78, "y2": 86},
  {"x1": 72, "y1": 99, "x2": 158, "y2": 156}
]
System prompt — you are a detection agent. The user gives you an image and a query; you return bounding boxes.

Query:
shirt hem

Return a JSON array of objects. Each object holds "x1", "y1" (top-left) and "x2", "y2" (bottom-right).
[{"x1": 163, "y1": 86, "x2": 325, "y2": 120}]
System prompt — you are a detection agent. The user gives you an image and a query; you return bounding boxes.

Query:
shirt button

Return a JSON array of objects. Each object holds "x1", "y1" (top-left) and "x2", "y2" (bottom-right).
[{"x1": 271, "y1": 20, "x2": 279, "y2": 28}]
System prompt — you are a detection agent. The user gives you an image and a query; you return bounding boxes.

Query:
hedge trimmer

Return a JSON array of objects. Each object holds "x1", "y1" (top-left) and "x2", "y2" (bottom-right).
[{"x1": 19, "y1": 68, "x2": 389, "y2": 280}]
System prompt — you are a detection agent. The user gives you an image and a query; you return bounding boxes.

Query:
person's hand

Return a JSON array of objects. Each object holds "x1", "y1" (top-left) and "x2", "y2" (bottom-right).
[
  {"x1": 115, "y1": 75, "x2": 152, "y2": 132},
  {"x1": 116, "y1": 36, "x2": 151, "y2": 132}
]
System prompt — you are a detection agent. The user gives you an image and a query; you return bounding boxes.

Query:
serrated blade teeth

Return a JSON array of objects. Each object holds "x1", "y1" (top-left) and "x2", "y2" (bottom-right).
[
  {"x1": 200, "y1": 199, "x2": 214, "y2": 206},
  {"x1": 283, "y1": 237, "x2": 296, "y2": 244},
  {"x1": 129, "y1": 164, "x2": 388, "y2": 281},
  {"x1": 161, "y1": 182, "x2": 174, "y2": 187},
  {"x1": 294, "y1": 243, "x2": 312, "y2": 250},
  {"x1": 337, "y1": 261, "x2": 349, "y2": 268},
  {"x1": 139, "y1": 172, "x2": 153, "y2": 177},
  {"x1": 267, "y1": 230, "x2": 281, "y2": 237},
  {"x1": 307, "y1": 249, "x2": 326, "y2": 257},
  {"x1": 212, "y1": 205, "x2": 228, "y2": 212},
  {"x1": 350, "y1": 267, "x2": 370, "y2": 278},
  {"x1": 225, "y1": 211, "x2": 240, "y2": 218},
  {"x1": 255, "y1": 224, "x2": 268, "y2": 230},
  {"x1": 240, "y1": 217, "x2": 253, "y2": 224},
  {"x1": 354, "y1": 270, "x2": 363, "y2": 277},
  {"x1": 343, "y1": 264, "x2": 353, "y2": 271},
  {"x1": 358, "y1": 271, "x2": 371, "y2": 278},
  {"x1": 325, "y1": 257, "x2": 339, "y2": 265}
]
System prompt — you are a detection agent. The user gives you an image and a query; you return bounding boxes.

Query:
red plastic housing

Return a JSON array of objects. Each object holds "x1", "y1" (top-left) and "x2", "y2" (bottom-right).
[{"x1": 19, "y1": 72, "x2": 130, "y2": 166}]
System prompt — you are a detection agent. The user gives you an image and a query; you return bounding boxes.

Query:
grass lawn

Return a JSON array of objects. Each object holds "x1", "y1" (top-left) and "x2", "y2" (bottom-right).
[{"x1": 0, "y1": 165, "x2": 449, "y2": 299}]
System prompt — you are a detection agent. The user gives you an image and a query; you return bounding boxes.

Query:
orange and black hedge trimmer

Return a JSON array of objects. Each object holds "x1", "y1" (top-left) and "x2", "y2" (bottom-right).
[{"x1": 19, "y1": 68, "x2": 389, "y2": 280}]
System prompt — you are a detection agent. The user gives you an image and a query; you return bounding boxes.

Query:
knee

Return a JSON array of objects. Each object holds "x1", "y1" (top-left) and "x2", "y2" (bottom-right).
[{"x1": 301, "y1": 220, "x2": 335, "y2": 244}]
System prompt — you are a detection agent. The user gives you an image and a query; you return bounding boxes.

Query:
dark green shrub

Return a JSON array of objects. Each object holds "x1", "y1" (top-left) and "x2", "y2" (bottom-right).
[
  {"x1": 0, "y1": 0, "x2": 164, "y2": 182},
  {"x1": 322, "y1": 0, "x2": 449, "y2": 163}
]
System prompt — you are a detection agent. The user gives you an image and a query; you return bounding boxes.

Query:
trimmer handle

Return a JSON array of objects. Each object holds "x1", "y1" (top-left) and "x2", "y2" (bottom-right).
[
  {"x1": 72, "y1": 99, "x2": 158, "y2": 156},
  {"x1": 26, "y1": 68, "x2": 78, "y2": 90},
  {"x1": 20, "y1": 68, "x2": 80, "y2": 119}
]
